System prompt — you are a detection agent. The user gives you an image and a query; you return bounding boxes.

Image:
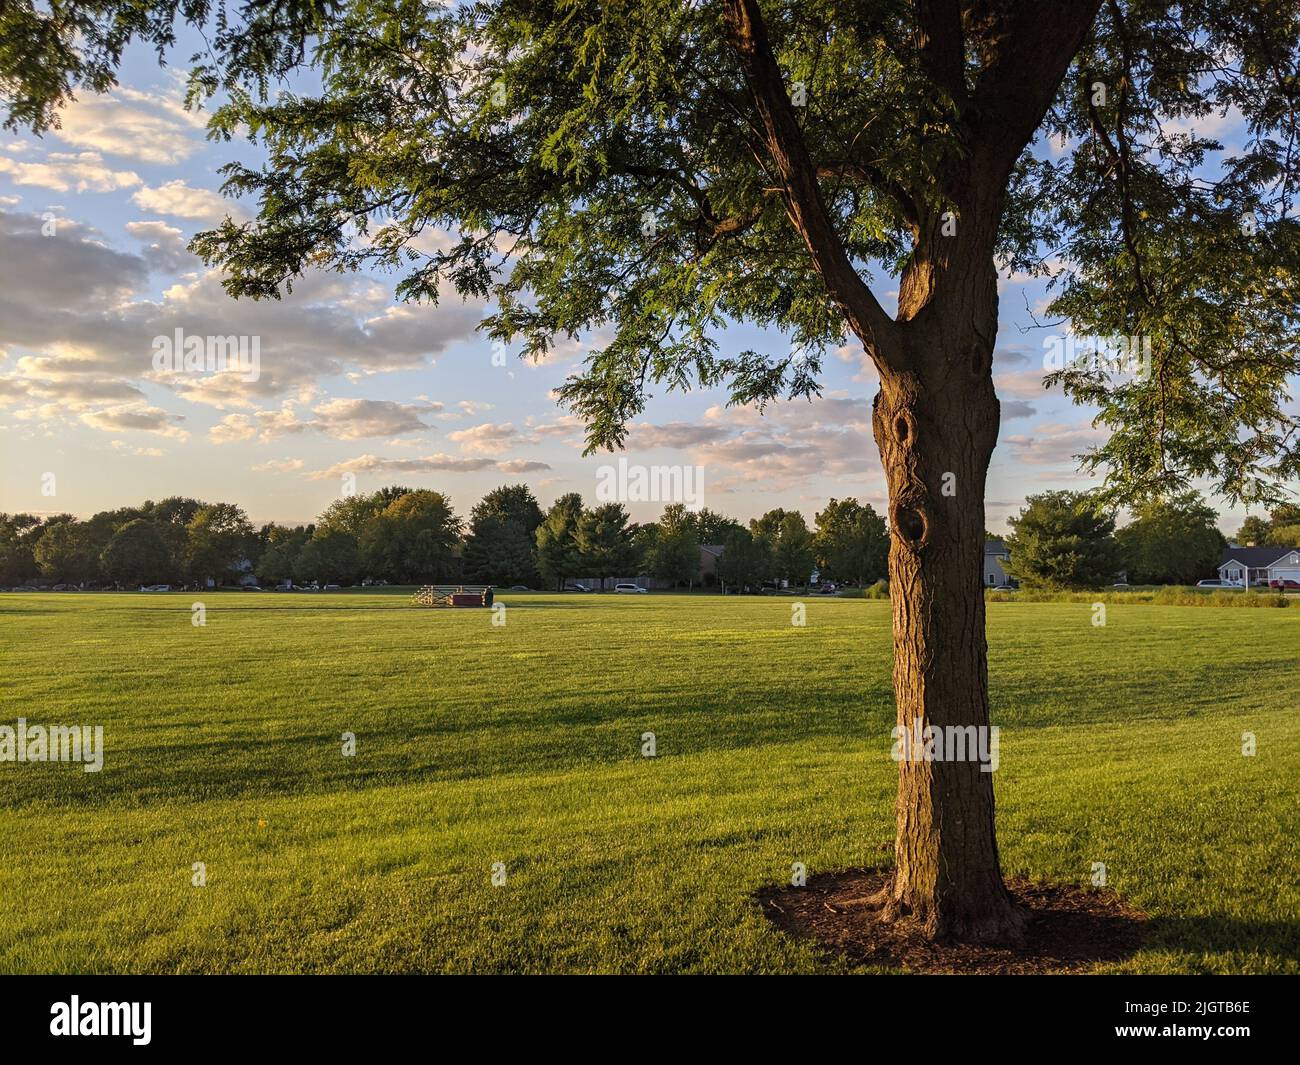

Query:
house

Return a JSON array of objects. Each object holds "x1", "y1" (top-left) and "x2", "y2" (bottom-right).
[
  {"x1": 1218, "y1": 545, "x2": 1300, "y2": 588},
  {"x1": 984, "y1": 539, "x2": 1012, "y2": 587}
]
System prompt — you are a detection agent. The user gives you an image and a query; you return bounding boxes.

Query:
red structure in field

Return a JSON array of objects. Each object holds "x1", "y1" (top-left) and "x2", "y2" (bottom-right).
[{"x1": 411, "y1": 585, "x2": 494, "y2": 608}]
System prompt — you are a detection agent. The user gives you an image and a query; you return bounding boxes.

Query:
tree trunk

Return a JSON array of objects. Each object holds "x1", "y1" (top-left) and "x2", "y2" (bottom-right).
[{"x1": 869, "y1": 315, "x2": 1025, "y2": 943}]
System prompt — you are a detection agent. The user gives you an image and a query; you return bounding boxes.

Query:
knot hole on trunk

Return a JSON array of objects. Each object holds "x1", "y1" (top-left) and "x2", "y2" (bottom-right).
[
  {"x1": 892, "y1": 504, "x2": 929, "y2": 550},
  {"x1": 893, "y1": 410, "x2": 915, "y2": 448}
]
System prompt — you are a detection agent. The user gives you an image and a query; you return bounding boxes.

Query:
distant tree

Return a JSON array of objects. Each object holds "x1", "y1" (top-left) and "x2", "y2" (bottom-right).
[
  {"x1": 146, "y1": 496, "x2": 204, "y2": 567},
  {"x1": 472, "y1": 484, "x2": 545, "y2": 535},
  {"x1": 33, "y1": 519, "x2": 100, "y2": 584},
  {"x1": 361, "y1": 490, "x2": 460, "y2": 583},
  {"x1": 748, "y1": 509, "x2": 789, "y2": 544},
  {"x1": 1234, "y1": 515, "x2": 1271, "y2": 546},
  {"x1": 101, "y1": 519, "x2": 173, "y2": 587},
  {"x1": 186, "y1": 502, "x2": 255, "y2": 585},
  {"x1": 257, "y1": 527, "x2": 310, "y2": 585},
  {"x1": 646, "y1": 503, "x2": 701, "y2": 589},
  {"x1": 1005, "y1": 492, "x2": 1122, "y2": 589},
  {"x1": 318, "y1": 487, "x2": 413, "y2": 541},
  {"x1": 0, "y1": 513, "x2": 41, "y2": 585},
  {"x1": 814, "y1": 498, "x2": 889, "y2": 585},
  {"x1": 535, "y1": 493, "x2": 584, "y2": 591},
  {"x1": 775, "y1": 512, "x2": 817, "y2": 587},
  {"x1": 1116, "y1": 492, "x2": 1225, "y2": 584},
  {"x1": 464, "y1": 514, "x2": 537, "y2": 586},
  {"x1": 575, "y1": 503, "x2": 638, "y2": 590},
  {"x1": 749, "y1": 508, "x2": 815, "y2": 587},
  {"x1": 293, "y1": 530, "x2": 361, "y2": 585},
  {"x1": 1270, "y1": 523, "x2": 1300, "y2": 548},
  {"x1": 1261, "y1": 503, "x2": 1300, "y2": 546},
  {"x1": 463, "y1": 485, "x2": 544, "y2": 585},
  {"x1": 715, "y1": 527, "x2": 774, "y2": 594},
  {"x1": 691, "y1": 508, "x2": 743, "y2": 544}
]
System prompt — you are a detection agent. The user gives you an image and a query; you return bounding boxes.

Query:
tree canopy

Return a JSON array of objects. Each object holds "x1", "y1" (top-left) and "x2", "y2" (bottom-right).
[{"x1": 4, "y1": 0, "x2": 1296, "y2": 503}]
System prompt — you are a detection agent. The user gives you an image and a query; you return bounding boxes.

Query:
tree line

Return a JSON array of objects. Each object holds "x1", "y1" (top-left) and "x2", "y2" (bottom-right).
[
  {"x1": 1003, "y1": 491, "x2": 1300, "y2": 589},
  {"x1": 0, "y1": 486, "x2": 890, "y2": 591},
  {"x1": 3, "y1": 485, "x2": 1283, "y2": 592}
]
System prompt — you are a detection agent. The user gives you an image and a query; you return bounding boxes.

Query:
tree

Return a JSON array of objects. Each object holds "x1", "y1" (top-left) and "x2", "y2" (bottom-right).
[
  {"x1": 257, "y1": 527, "x2": 310, "y2": 586},
  {"x1": 575, "y1": 503, "x2": 638, "y2": 590},
  {"x1": 646, "y1": 504, "x2": 701, "y2": 588},
  {"x1": 691, "y1": 508, "x2": 743, "y2": 545},
  {"x1": 535, "y1": 494, "x2": 584, "y2": 591},
  {"x1": 1116, "y1": 492, "x2": 1225, "y2": 584},
  {"x1": 318, "y1": 487, "x2": 413, "y2": 541},
  {"x1": 101, "y1": 520, "x2": 173, "y2": 587},
  {"x1": 1234, "y1": 515, "x2": 1272, "y2": 546},
  {"x1": 463, "y1": 485, "x2": 544, "y2": 585},
  {"x1": 186, "y1": 502, "x2": 255, "y2": 586},
  {"x1": 15, "y1": 0, "x2": 1298, "y2": 943},
  {"x1": 715, "y1": 527, "x2": 774, "y2": 594},
  {"x1": 814, "y1": 498, "x2": 890, "y2": 585},
  {"x1": 773, "y1": 511, "x2": 817, "y2": 588},
  {"x1": 360, "y1": 490, "x2": 460, "y2": 583},
  {"x1": 0, "y1": 513, "x2": 41, "y2": 586},
  {"x1": 463, "y1": 514, "x2": 537, "y2": 586},
  {"x1": 33, "y1": 519, "x2": 100, "y2": 584},
  {"x1": 293, "y1": 530, "x2": 361, "y2": 585},
  {"x1": 1005, "y1": 492, "x2": 1123, "y2": 589}
]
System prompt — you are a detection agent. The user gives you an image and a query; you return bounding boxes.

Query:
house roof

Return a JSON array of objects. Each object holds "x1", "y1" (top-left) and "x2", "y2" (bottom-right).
[
  {"x1": 985, "y1": 539, "x2": 1008, "y2": 554},
  {"x1": 700, "y1": 544, "x2": 725, "y2": 557},
  {"x1": 1219, "y1": 546, "x2": 1300, "y2": 568}
]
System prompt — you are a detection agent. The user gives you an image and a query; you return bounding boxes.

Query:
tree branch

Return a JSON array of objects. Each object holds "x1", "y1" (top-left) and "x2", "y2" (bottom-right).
[
  {"x1": 721, "y1": 0, "x2": 903, "y2": 372},
  {"x1": 913, "y1": 0, "x2": 967, "y2": 105}
]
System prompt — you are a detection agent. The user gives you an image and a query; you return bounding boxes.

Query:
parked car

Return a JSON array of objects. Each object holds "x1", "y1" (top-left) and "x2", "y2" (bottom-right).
[
  {"x1": 141, "y1": 584, "x2": 172, "y2": 592},
  {"x1": 510, "y1": 585, "x2": 530, "y2": 591},
  {"x1": 1196, "y1": 579, "x2": 1243, "y2": 588},
  {"x1": 1268, "y1": 578, "x2": 1300, "y2": 590},
  {"x1": 570, "y1": 584, "x2": 592, "y2": 592},
  {"x1": 614, "y1": 583, "x2": 647, "y2": 594}
]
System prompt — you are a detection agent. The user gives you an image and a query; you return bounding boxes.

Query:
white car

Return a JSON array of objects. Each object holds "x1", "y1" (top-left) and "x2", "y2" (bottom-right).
[
  {"x1": 1196, "y1": 579, "x2": 1243, "y2": 588},
  {"x1": 614, "y1": 583, "x2": 647, "y2": 594}
]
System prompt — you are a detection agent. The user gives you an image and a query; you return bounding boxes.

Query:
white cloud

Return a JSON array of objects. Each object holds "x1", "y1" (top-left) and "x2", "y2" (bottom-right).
[
  {"x1": 131, "y1": 180, "x2": 241, "y2": 223},
  {"x1": 0, "y1": 151, "x2": 141, "y2": 193},
  {"x1": 54, "y1": 89, "x2": 204, "y2": 165}
]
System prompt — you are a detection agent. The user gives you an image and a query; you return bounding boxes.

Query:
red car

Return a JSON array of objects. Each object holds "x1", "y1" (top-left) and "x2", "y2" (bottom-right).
[{"x1": 1268, "y1": 579, "x2": 1300, "y2": 590}]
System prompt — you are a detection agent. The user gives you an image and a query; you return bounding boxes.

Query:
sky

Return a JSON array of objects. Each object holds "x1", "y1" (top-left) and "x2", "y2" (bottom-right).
[{"x1": 0, "y1": 35, "x2": 1292, "y2": 536}]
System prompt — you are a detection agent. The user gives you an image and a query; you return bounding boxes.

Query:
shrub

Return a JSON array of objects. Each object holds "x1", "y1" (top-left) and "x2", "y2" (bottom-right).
[{"x1": 863, "y1": 579, "x2": 890, "y2": 600}]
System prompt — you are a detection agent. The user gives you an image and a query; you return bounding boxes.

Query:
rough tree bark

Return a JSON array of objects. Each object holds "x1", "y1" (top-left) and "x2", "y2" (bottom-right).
[
  {"x1": 723, "y1": 0, "x2": 1103, "y2": 942},
  {"x1": 871, "y1": 237, "x2": 1022, "y2": 941}
]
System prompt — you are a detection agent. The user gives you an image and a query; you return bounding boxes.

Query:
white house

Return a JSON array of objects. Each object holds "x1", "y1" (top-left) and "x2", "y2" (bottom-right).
[
  {"x1": 1218, "y1": 545, "x2": 1300, "y2": 587},
  {"x1": 984, "y1": 539, "x2": 1012, "y2": 586}
]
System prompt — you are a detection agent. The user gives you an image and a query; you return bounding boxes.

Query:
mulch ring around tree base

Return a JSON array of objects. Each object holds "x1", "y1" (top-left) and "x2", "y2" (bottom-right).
[{"x1": 757, "y1": 868, "x2": 1147, "y2": 974}]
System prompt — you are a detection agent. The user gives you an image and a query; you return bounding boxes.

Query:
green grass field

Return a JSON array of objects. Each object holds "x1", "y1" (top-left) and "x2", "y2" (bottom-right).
[{"x1": 1, "y1": 591, "x2": 1296, "y2": 974}]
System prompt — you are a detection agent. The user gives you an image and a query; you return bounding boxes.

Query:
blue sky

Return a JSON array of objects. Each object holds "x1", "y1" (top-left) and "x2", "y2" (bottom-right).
[{"x1": 0, "y1": 37, "x2": 1290, "y2": 535}]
